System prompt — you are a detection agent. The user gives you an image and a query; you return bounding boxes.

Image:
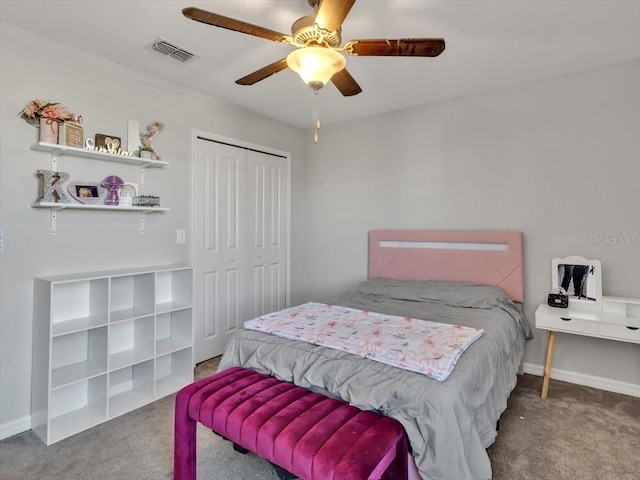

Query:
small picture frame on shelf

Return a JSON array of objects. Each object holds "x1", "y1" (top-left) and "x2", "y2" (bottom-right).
[
  {"x1": 59, "y1": 121, "x2": 84, "y2": 148},
  {"x1": 76, "y1": 185, "x2": 99, "y2": 198},
  {"x1": 95, "y1": 134, "x2": 122, "y2": 151},
  {"x1": 67, "y1": 181, "x2": 104, "y2": 204}
]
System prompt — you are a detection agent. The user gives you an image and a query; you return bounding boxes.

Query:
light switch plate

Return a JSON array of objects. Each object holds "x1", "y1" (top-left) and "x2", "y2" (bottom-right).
[{"x1": 176, "y1": 229, "x2": 186, "y2": 244}]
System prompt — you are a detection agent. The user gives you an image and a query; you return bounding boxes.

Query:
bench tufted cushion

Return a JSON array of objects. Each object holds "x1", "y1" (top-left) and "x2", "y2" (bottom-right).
[{"x1": 174, "y1": 366, "x2": 408, "y2": 480}]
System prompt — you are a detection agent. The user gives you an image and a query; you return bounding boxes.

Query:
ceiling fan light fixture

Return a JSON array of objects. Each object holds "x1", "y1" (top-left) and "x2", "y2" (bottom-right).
[{"x1": 286, "y1": 47, "x2": 345, "y2": 90}]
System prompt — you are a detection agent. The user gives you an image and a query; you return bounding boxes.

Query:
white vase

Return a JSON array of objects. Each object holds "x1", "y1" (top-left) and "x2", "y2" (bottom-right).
[
  {"x1": 39, "y1": 117, "x2": 59, "y2": 144},
  {"x1": 140, "y1": 150, "x2": 152, "y2": 159}
]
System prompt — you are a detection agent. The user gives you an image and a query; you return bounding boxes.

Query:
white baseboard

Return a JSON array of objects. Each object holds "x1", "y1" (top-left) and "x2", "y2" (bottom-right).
[
  {"x1": 0, "y1": 414, "x2": 31, "y2": 441},
  {"x1": 522, "y1": 362, "x2": 640, "y2": 398}
]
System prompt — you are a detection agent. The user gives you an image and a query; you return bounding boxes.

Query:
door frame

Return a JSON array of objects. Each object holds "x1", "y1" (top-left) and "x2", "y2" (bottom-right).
[{"x1": 189, "y1": 129, "x2": 292, "y2": 360}]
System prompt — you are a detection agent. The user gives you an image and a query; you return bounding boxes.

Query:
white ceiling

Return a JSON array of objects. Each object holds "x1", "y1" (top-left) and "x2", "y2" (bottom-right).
[{"x1": 2, "y1": 0, "x2": 639, "y2": 128}]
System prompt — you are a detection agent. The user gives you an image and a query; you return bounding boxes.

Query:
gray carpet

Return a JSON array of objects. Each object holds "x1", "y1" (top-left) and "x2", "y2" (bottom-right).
[{"x1": 1, "y1": 357, "x2": 638, "y2": 480}]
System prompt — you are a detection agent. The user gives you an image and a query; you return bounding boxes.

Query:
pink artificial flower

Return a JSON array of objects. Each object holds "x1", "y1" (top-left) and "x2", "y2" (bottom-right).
[
  {"x1": 56, "y1": 105, "x2": 72, "y2": 120},
  {"x1": 137, "y1": 121, "x2": 164, "y2": 160},
  {"x1": 19, "y1": 99, "x2": 74, "y2": 127},
  {"x1": 40, "y1": 106, "x2": 62, "y2": 119},
  {"x1": 22, "y1": 100, "x2": 42, "y2": 118}
]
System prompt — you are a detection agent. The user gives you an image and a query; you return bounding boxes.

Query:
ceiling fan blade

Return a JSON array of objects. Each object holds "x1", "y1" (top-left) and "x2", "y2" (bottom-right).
[
  {"x1": 315, "y1": 0, "x2": 357, "y2": 32},
  {"x1": 235, "y1": 58, "x2": 289, "y2": 85},
  {"x1": 331, "y1": 68, "x2": 362, "y2": 96},
  {"x1": 182, "y1": 7, "x2": 290, "y2": 43},
  {"x1": 345, "y1": 38, "x2": 445, "y2": 57}
]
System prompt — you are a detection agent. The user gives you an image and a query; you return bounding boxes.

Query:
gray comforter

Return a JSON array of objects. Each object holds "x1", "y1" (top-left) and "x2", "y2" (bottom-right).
[{"x1": 219, "y1": 279, "x2": 530, "y2": 480}]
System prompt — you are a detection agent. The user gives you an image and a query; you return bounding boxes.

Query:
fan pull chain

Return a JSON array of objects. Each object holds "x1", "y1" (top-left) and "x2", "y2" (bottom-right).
[{"x1": 313, "y1": 88, "x2": 321, "y2": 143}]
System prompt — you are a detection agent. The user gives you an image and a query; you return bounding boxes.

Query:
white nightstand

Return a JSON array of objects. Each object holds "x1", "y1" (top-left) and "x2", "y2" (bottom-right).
[{"x1": 535, "y1": 297, "x2": 640, "y2": 399}]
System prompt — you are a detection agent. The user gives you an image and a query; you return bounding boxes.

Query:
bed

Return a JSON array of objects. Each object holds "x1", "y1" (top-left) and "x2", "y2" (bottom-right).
[{"x1": 218, "y1": 230, "x2": 531, "y2": 480}]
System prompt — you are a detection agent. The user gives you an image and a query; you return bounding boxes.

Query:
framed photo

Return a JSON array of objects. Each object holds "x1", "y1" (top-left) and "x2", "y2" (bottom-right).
[
  {"x1": 67, "y1": 181, "x2": 104, "y2": 204},
  {"x1": 76, "y1": 185, "x2": 99, "y2": 198},
  {"x1": 95, "y1": 134, "x2": 122, "y2": 151}
]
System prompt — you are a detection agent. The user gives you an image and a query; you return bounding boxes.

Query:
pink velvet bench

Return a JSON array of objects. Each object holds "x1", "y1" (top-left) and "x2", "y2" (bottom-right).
[{"x1": 174, "y1": 366, "x2": 408, "y2": 480}]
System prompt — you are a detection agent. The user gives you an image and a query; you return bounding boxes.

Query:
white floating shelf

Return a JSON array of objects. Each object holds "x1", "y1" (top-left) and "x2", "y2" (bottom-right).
[
  {"x1": 31, "y1": 140, "x2": 169, "y2": 234},
  {"x1": 31, "y1": 202, "x2": 168, "y2": 234},
  {"x1": 30, "y1": 142, "x2": 168, "y2": 167},
  {"x1": 31, "y1": 202, "x2": 169, "y2": 213}
]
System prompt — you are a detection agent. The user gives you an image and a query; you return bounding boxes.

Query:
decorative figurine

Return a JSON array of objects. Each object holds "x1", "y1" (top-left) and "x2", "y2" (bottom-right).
[
  {"x1": 101, "y1": 175, "x2": 125, "y2": 206},
  {"x1": 137, "y1": 121, "x2": 164, "y2": 160}
]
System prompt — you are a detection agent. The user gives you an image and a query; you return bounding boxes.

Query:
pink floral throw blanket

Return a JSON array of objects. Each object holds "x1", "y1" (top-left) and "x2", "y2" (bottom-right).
[{"x1": 244, "y1": 302, "x2": 484, "y2": 381}]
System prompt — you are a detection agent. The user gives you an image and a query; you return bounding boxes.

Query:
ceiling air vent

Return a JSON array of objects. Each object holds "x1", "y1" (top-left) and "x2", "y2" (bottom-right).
[{"x1": 147, "y1": 38, "x2": 199, "y2": 64}]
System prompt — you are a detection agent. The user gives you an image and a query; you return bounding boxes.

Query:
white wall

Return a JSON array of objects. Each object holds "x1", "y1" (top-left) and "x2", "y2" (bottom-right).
[
  {"x1": 295, "y1": 59, "x2": 640, "y2": 388},
  {"x1": 0, "y1": 23, "x2": 306, "y2": 435}
]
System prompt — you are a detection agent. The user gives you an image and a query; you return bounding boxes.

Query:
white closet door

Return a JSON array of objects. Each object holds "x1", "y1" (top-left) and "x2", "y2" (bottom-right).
[
  {"x1": 246, "y1": 150, "x2": 287, "y2": 318},
  {"x1": 194, "y1": 138, "x2": 288, "y2": 363},
  {"x1": 194, "y1": 139, "x2": 248, "y2": 362}
]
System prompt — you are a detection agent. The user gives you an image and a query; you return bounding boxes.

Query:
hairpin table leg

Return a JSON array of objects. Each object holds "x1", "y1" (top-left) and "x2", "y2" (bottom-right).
[{"x1": 541, "y1": 330, "x2": 556, "y2": 399}]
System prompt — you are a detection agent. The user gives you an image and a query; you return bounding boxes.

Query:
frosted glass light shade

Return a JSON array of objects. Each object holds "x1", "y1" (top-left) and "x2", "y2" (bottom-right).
[{"x1": 286, "y1": 47, "x2": 346, "y2": 89}]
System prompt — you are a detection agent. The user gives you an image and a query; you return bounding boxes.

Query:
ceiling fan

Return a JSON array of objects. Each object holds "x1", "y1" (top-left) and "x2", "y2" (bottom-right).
[{"x1": 182, "y1": 0, "x2": 445, "y2": 96}]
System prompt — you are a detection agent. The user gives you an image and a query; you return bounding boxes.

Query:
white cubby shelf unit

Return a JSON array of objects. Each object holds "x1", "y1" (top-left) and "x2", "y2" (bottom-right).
[{"x1": 32, "y1": 265, "x2": 193, "y2": 445}]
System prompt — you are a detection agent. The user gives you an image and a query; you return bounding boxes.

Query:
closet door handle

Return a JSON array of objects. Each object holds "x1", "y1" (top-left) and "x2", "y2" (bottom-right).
[{"x1": 560, "y1": 317, "x2": 571, "y2": 321}]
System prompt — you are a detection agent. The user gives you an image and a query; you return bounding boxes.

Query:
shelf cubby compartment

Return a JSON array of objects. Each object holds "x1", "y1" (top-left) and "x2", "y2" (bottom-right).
[
  {"x1": 108, "y1": 360, "x2": 154, "y2": 418},
  {"x1": 51, "y1": 278, "x2": 108, "y2": 336},
  {"x1": 156, "y1": 309, "x2": 193, "y2": 356},
  {"x1": 155, "y1": 348, "x2": 193, "y2": 399},
  {"x1": 109, "y1": 316, "x2": 155, "y2": 371},
  {"x1": 51, "y1": 327, "x2": 108, "y2": 389},
  {"x1": 49, "y1": 374, "x2": 107, "y2": 444},
  {"x1": 110, "y1": 273, "x2": 155, "y2": 322},
  {"x1": 156, "y1": 268, "x2": 193, "y2": 314}
]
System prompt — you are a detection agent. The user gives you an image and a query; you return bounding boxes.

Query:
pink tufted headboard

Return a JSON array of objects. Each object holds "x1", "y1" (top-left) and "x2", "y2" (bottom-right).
[{"x1": 368, "y1": 230, "x2": 524, "y2": 302}]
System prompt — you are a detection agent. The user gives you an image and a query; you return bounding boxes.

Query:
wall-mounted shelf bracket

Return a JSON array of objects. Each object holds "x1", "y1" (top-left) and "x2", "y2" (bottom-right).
[
  {"x1": 50, "y1": 210, "x2": 57, "y2": 235},
  {"x1": 32, "y1": 202, "x2": 168, "y2": 235},
  {"x1": 48, "y1": 204, "x2": 67, "y2": 235}
]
